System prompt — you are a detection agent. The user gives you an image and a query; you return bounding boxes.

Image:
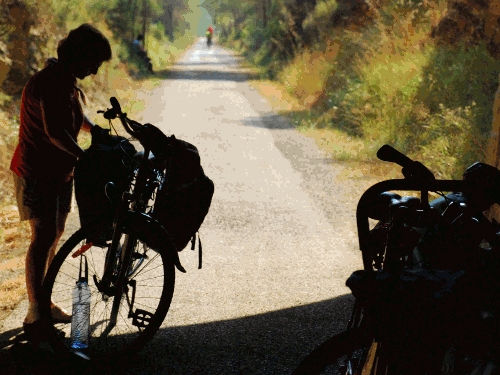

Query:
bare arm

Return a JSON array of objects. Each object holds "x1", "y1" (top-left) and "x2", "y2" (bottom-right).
[
  {"x1": 41, "y1": 90, "x2": 85, "y2": 159},
  {"x1": 82, "y1": 114, "x2": 95, "y2": 132}
]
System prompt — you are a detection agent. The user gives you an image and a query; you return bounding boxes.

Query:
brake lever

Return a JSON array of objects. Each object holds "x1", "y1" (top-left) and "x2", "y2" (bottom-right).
[
  {"x1": 401, "y1": 161, "x2": 435, "y2": 183},
  {"x1": 97, "y1": 109, "x2": 118, "y2": 120}
]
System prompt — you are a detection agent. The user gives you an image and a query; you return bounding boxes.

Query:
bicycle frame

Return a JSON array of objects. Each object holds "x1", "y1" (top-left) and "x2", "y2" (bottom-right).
[
  {"x1": 89, "y1": 146, "x2": 158, "y2": 335},
  {"x1": 346, "y1": 179, "x2": 465, "y2": 332},
  {"x1": 90, "y1": 98, "x2": 177, "y2": 335},
  {"x1": 356, "y1": 179, "x2": 464, "y2": 273}
]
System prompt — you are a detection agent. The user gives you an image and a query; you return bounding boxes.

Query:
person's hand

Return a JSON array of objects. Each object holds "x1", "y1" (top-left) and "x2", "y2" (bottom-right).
[
  {"x1": 90, "y1": 124, "x2": 110, "y2": 142},
  {"x1": 65, "y1": 169, "x2": 75, "y2": 183}
]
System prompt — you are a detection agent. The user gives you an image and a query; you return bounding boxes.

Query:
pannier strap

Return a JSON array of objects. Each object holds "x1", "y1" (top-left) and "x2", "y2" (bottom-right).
[{"x1": 190, "y1": 232, "x2": 203, "y2": 269}]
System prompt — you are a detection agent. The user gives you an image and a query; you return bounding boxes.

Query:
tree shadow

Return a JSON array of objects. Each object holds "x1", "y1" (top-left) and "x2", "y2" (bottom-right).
[
  {"x1": 0, "y1": 295, "x2": 355, "y2": 375},
  {"x1": 241, "y1": 111, "x2": 364, "y2": 140},
  {"x1": 174, "y1": 62, "x2": 236, "y2": 67},
  {"x1": 151, "y1": 69, "x2": 260, "y2": 82},
  {"x1": 241, "y1": 113, "x2": 305, "y2": 130}
]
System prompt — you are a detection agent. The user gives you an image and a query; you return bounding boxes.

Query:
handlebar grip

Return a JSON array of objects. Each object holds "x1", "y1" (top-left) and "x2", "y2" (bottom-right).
[
  {"x1": 377, "y1": 144, "x2": 413, "y2": 168},
  {"x1": 110, "y1": 97, "x2": 122, "y2": 115}
]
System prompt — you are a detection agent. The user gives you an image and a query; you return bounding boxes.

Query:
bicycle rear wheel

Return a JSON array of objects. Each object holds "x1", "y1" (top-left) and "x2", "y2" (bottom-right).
[
  {"x1": 42, "y1": 220, "x2": 175, "y2": 365},
  {"x1": 292, "y1": 327, "x2": 373, "y2": 375}
]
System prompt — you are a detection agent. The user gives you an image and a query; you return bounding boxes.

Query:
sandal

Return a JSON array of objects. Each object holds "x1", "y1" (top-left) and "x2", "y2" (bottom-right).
[
  {"x1": 51, "y1": 304, "x2": 72, "y2": 324},
  {"x1": 23, "y1": 319, "x2": 66, "y2": 348},
  {"x1": 22, "y1": 320, "x2": 50, "y2": 346}
]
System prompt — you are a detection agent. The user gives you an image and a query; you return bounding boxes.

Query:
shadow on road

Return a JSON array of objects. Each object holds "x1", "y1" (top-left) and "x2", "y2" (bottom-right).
[
  {"x1": 242, "y1": 114, "x2": 299, "y2": 130},
  {"x1": 0, "y1": 327, "x2": 93, "y2": 375},
  {"x1": 152, "y1": 69, "x2": 260, "y2": 82},
  {"x1": 0, "y1": 294, "x2": 354, "y2": 374},
  {"x1": 174, "y1": 62, "x2": 236, "y2": 67}
]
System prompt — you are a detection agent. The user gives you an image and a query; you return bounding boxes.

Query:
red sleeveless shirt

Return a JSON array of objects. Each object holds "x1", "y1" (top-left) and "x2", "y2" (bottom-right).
[{"x1": 10, "y1": 58, "x2": 84, "y2": 181}]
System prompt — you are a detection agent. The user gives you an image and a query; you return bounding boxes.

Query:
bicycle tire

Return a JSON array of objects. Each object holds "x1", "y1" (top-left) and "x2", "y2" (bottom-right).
[
  {"x1": 292, "y1": 327, "x2": 373, "y2": 375},
  {"x1": 41, "y1": 220, "x2": 176, "y2": 366}
]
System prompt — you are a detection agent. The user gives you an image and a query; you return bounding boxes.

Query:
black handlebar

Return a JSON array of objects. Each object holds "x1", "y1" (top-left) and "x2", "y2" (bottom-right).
[
  {"x1": 98, "y1": 97, "x2": 175, "y2": 161},
  {"x1": 99, "y1": 97, "x2": 141, "y2": 137},
  {"x1": 110, "y1": 97, "x2": 122, "y2": 114},
  {"x1": 377, "y1": 144, "x2": 435, "y2": 183},
  {"x1": 377, "y1": 144, "x2": 413, "y2": 167}
]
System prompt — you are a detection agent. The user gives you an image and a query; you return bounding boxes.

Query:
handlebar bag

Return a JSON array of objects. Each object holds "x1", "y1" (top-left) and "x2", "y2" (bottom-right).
[
  {"x1": 151, "y1": 136, "x2": 214, "y2": 253},
  {"x1": 74, "y1": 133, "x2": 137, "y2": 242}
]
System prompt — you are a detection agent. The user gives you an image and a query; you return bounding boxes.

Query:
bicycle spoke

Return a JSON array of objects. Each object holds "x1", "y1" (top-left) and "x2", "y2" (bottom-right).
[
  {"x1": 130, "y1": 254, "x2": 161, "y2": 279},
  {"x1": 135, "y1": 283, "x2": 165, "y2": 287}
]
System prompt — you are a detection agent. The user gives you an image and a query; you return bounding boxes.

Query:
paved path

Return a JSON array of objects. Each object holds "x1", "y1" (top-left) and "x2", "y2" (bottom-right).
[{"x1": 0, "y1": 38, "x2": 375, "y2": 374}]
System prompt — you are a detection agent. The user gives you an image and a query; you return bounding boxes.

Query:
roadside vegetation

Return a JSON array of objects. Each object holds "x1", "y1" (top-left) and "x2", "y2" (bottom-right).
[{"x1": 214, "y1": 0, "x2": 500, "y2": 180}]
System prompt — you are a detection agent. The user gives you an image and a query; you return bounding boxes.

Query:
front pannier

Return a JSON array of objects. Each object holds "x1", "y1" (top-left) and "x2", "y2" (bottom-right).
[{"x1": 74, "y1": 131, "x2": 137, "y2": 241}]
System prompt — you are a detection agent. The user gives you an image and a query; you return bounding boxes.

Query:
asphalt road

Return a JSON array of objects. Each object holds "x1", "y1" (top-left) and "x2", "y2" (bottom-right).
[{"x1": 0, "y1": 38, "x2": 373, "y2": 375}]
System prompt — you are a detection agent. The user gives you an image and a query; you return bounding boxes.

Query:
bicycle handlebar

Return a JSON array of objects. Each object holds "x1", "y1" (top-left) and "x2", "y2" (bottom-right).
[
  {"x1": 99, "y1": 97, "x2": 143, "y2": 137},
  {"x1": 99, "y1": 97, "x2": 175, "y2": 161},
  {"x1": 377, "y1": 144, "x2": 435, "y2": 183},
  {"x1": 110, "y1": 97, "x2": 121, "y2": 114},
  {"x1": 377, "y1": 144, "x2": 413, "y2": 166}
]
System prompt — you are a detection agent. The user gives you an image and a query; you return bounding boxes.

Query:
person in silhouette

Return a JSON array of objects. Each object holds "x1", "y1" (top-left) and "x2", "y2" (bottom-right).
[
  {"x1": 133, "y1": 34, "x2": 153, "y2": 72},
  {"x1": 9, "y1": 23, "x2": 111, "y2": 343}
]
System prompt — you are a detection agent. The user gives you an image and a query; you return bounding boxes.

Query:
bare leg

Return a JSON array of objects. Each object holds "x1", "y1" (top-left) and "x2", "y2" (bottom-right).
[
  {"x1": 25, "y1": 212, "x2": 68, "y2": 323},
  {"x1": 45, "y1": 212, "x2": 68, "y2": 275}
]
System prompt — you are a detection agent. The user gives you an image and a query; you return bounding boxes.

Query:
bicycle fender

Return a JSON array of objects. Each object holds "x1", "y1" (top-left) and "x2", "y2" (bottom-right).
[{"x1": 121, "y1": 211, "x2": 187, "y2": 273}]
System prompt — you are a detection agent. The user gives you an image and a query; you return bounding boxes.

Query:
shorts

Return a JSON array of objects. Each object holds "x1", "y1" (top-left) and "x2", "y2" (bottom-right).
[{"x1": 13, "y1": 174, "x2": 73, "y2": 221}]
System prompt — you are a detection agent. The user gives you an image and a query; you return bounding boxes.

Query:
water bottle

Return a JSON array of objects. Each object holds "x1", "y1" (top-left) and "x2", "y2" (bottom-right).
[{"x1": 71, "y1": 255, "x2": 91, "y2": 350}]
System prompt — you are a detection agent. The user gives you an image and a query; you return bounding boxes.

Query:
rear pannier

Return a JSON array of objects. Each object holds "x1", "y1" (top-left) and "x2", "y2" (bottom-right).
[{"x1": 151, "y1": 135, "x2": 214, "y2": 253}]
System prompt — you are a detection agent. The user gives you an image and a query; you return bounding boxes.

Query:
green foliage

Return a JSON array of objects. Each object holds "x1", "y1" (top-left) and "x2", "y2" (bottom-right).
[
  {"x1": 416, "y1": 43, "x2": 500, "y2": 136},
  {"x1": 302, "y1": 0, "x2": 338, "y2": 41},
  {"x1": 49, "y1": 0, "x2": 114, "y2": 27},
  {"x1": 416, "y1": 104, "x2": 484, "y2": 179}
]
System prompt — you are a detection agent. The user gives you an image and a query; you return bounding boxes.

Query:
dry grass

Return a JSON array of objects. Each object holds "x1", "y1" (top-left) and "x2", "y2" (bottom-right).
[
  {"x1": 0, "y1": 265, "x2": 26, "y2": 325},
  {"x1": 278, "y1": 48, "x2": 335, "y2": 107},
  {"x1": 0, "y1": 275, "x2": 25, "y2": 311},
  {"x1": 248, "y1": 79, "x2": 306, "y2": 112}
]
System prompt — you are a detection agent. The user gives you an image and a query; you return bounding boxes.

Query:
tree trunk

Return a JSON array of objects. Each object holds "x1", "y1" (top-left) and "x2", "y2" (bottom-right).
[
  {"x1": 127, "y1": 0, "x2": 134, "y2": 41},
  {"x1": 487, "y1": 75, "x2": 500, "y2": 221},
  {"x1": 142, "y1": 0, "x2": 148, "y2": 48},
  {"x1": 132, "y1": 0, "x2": 139, "y2": 39},
  {"x1": 163, "y1": 1, "x2": 174, "y2": 41},
  {"x1": 263, "y1": 0, "x2": 268, "y2": 27},
  {"x1": 1, "y1": 2, "x2": 31, "y2": 95}
]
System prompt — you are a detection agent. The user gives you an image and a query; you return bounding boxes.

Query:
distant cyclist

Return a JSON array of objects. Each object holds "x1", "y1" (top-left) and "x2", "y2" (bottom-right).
[{"x1": 206, "y1": 25, "x2": 214, "y2": 47}]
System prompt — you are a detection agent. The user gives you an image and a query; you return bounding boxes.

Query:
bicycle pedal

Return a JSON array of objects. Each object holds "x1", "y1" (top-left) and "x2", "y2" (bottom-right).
[{"x1": 131, "y1": 309, "x2": 153, "y2": 328}]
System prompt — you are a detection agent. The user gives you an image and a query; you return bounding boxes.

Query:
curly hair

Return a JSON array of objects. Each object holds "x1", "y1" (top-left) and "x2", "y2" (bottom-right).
[{"x1": 57, "y1": 24, "x2": 112, "y2": 66}]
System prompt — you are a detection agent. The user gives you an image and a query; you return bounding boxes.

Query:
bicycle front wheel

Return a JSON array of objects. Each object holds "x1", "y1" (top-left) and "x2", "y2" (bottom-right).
[{"x1": 42, "y1": 220, "x2": 176, "y2": 364}]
